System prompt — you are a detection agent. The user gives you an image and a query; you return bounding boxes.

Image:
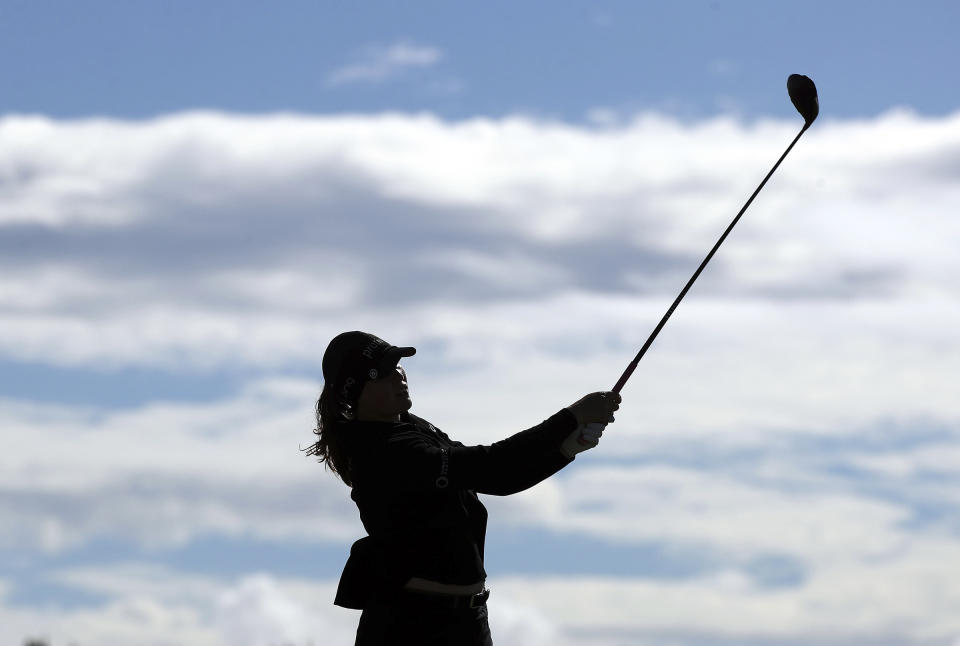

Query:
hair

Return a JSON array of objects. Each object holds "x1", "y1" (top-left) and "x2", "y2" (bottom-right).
[{"x1": 303, "y1": 383, "x2": 353, "y2": 487}]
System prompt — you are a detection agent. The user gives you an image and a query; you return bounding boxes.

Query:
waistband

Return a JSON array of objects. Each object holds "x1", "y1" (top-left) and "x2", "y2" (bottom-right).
[
  {"x1": 398, "y1": 586, "x2": 490, "y2": 609},
  {"x1": 404, "y1": 576, "x2": 485, "y2": 596}
]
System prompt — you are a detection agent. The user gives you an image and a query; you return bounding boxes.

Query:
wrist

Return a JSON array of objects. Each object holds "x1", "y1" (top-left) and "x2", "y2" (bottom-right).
[{"x1": 564, "y1": 406, "x2": 584, "y2": 427}]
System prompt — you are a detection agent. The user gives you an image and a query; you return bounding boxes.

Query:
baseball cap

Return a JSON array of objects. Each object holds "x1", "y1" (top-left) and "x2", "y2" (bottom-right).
[{"x1": 322, "y1": 331, "x2": 416, "y2": 416}]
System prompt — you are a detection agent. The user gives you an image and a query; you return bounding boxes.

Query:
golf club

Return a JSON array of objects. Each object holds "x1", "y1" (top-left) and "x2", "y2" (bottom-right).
[{"x1": 609, "y1": 74, "x2": 819, "y2": 396}]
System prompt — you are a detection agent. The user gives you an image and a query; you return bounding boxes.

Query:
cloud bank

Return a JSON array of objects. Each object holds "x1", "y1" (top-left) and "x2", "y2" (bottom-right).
[{"x1": 2, "y1": 107, "x2": 959, "y2": 644}]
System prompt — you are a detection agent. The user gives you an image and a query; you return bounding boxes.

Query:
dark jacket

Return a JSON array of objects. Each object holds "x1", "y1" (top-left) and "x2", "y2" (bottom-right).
[{"x1": 334, "y1": 407, "x2": 578, "y2": 609}]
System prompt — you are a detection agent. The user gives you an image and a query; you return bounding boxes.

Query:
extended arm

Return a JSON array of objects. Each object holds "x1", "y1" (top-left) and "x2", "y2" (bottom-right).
[{"x1": 384, "y1": 392, "x2": 620, "y2": 495}]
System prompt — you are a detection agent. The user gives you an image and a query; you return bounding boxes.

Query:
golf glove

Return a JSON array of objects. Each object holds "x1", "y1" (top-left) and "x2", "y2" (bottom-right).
[{"x1": 560, "y1": 423, "x2": 606, "y2": 458}]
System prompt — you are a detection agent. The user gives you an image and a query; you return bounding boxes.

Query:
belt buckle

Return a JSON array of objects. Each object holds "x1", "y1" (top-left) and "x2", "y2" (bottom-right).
[{"x1": 469, "y1": 588, "x2": 490, "y2": 608}]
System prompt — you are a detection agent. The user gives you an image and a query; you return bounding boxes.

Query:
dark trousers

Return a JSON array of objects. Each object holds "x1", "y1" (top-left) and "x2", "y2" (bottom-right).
[{"x1": 354, "y1": 596, "x2": 493, "y2": 646}]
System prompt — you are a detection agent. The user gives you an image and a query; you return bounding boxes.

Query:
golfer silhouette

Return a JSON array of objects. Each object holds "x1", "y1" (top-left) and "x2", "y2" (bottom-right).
[{"x1": 307, "y1": 331, "x2": 619, "y2": 646}]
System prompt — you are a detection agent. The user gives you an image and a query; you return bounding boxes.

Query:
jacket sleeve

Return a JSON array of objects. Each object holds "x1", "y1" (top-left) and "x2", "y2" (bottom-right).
[{"x1": 383, "y1": 408, "x2": 578, "y2": 496}]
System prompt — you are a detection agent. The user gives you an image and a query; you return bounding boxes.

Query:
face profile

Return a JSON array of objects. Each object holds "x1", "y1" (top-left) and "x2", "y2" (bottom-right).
[{"x1": 356, "y1": 365, "x2": 412, "y2": 422}]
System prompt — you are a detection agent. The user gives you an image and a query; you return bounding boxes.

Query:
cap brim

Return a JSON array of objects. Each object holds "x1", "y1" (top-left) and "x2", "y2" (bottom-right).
[{"x1": 378, "y1": 345, "x2": 416, "y2": 372}]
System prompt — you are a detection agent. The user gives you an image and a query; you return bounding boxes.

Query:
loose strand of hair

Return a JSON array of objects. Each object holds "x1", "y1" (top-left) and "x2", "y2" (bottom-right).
[{"x1": 303, "y1": 384, "x2": 353, "y2": 487}]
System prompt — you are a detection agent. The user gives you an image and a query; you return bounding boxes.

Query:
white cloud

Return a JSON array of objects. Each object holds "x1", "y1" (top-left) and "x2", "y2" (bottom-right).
[
  {"x1": 708, "y1": 59, "x2": 737, "y2": 77},
  {"x1": 216, "y1": 576, "x2": 335, "y2": 646},
  {"x1": 585, "y1": 107, "x2": 620, "y2": 127},
  {"x1": 326, "y1": 41, "x2": 443, "y2": 86},
  {"x1": 1, "y1": 367, "x2": 958, "y2": 584},
  {"x1": 4, "y1": 562, "x2": 960, "y2": 646},
  {"x1": 522, "y1": 464, "x2": 910, "y2": 561},
  {"x1": 486, "y1": 593, "x2": 561, "y2": 646},
  {"x1": 2, "y1": 108, "x2": 960, "y2": 644},
  {"x1": 416, "y1": 247, "x2": 572, "y2": 291},
  {"x1": 0, "y1": 568, "x2": 353, "y2": 646},
  {"x1": 0, "y1": 108, "x2": 952, "y2": 440},
  {"x1": 492, "y1": 549, "x2": 960, "y2": 643},
  {"x1": 0, "y1": 378, "x2": 363, "y2": 551}
]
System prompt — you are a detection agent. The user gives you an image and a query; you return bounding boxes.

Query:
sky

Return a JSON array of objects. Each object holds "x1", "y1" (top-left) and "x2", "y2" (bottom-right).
[{"x1": 2, "y1": 2, "x2": 959, "y2": 645}]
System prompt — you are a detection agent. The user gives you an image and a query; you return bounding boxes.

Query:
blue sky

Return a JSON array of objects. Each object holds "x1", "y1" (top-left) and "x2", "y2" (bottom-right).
[
  {"x1": 2, "y1": 2, "x2": 960, "y2": 645},
  {"x1": 3, "y1": 1, "x2": 958, "y2": 121}
]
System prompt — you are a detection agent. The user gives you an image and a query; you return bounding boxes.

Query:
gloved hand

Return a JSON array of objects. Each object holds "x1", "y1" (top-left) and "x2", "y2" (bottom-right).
[
  {"x1": 560, "y1": 422, "x2": 607, "y2": 458},
  {"x1": 566, "y1": 391, "x2": 620, "y2": 427}
]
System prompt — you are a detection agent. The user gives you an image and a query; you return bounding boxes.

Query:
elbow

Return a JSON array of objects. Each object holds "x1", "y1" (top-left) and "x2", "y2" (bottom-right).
[{"x1": 479, "y1": 483, "x2": 530, "y2": 496}]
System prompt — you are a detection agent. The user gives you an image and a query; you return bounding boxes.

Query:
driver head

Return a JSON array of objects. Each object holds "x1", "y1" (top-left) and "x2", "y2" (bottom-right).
[{"x1": 787, "y1": 74, "x2": 819, "y2": 128}]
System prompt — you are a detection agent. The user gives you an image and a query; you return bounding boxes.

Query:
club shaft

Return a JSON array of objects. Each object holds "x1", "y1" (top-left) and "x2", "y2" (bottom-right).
[{"x1": 611, "y1": 123, "x2": 810, "y2": 394}]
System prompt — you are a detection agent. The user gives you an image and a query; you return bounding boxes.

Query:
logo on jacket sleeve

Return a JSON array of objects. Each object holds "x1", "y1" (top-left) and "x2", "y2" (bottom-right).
[{"x1": 435, "y1": 448, "x2": 449, "y2": 489}]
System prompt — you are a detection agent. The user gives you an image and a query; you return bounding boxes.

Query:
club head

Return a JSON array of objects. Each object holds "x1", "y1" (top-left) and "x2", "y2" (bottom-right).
[{"x1": 787, "y1": 74, "x2": 819, "y2": 128}]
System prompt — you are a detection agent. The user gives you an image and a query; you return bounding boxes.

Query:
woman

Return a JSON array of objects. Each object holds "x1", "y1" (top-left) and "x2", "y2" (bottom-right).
[{"x1": 307, "y1": 331, "x2": 620, "y2": 646}]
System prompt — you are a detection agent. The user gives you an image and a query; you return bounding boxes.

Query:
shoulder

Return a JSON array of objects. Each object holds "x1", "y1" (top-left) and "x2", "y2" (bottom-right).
[
  {"x1": 383, "y1": 414, "x2": 458, "y2": 454},
  {"x1": 386, "y1": 416, "x2": 433, "y2": 446},
  {"x1": 403, "y1": 413, "x2": 458, "y2": 444},
  {"x1": 405, "y1": 412, "x2": 440, "y2": 434}
]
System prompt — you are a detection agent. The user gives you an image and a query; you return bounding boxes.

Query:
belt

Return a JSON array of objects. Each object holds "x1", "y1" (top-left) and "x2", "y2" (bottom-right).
[{"x1": 400, "y1": 587, "x2": 490, "y2": 609}]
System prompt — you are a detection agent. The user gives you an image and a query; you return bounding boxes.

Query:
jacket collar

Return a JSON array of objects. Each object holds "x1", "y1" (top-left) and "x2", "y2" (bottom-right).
[{"x1": 340, "y1": 411, "x2": 416, "y2": 445}]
